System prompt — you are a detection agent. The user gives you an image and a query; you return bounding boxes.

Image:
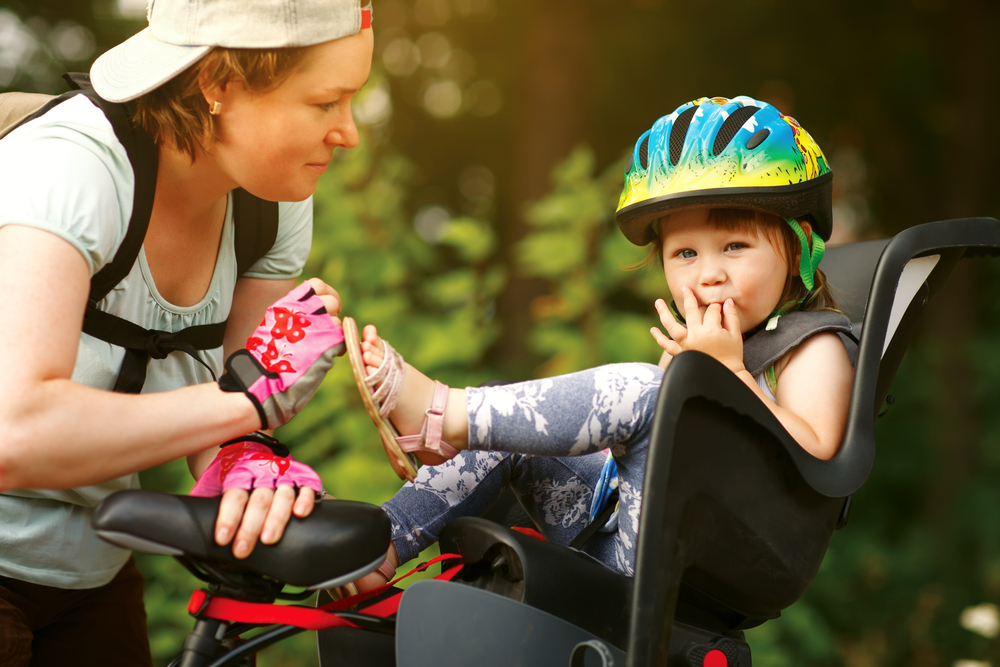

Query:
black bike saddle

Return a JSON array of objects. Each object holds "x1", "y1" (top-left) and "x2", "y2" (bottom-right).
[{"x1": 93, "y1": 490, "x2": 391, "y2": 589}]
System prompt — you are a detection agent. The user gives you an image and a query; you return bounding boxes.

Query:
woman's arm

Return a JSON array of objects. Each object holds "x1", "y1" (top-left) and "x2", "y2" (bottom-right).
[
  {"x1": 0, "y1": 225, "x2": 261, "y2": 491},
  {"x1": 186, "y1": 275, "x2": 299, "y2": 481},
  {"x1": 191, "y1": 274, "x2": 338, "y2": 558}
]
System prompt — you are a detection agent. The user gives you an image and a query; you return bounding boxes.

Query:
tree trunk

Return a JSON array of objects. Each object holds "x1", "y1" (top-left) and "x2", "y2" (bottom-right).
[
  {"x1": 492, "y1": 0, "x2": 594, "y2": 376},
  {"x1": 927, "y1": 0, "x2": 998, "y2": 527}
]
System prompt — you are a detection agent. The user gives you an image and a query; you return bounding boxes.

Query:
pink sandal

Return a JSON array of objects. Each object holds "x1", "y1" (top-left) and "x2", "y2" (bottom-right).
[{"x1": 343, "y1": 317, "x2": 460, "y2": 482}]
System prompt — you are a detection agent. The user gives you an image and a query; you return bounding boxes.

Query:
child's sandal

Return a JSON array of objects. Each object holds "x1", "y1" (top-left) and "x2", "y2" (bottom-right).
[
  {"x1": 396, "y1": 380, "x2": 461, "y2": 465},
  {"x1": 343, "y1": 317, "x2": 459, "y2": 482}
]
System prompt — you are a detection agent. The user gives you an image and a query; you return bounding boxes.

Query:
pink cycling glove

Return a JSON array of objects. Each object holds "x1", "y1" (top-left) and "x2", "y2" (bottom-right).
[
  {"x1": 190, "y1": 435, "x2": 324, "y2": 498},
  {"x1": 219, "y1": 282, "x2": 345, "y2": 429}
]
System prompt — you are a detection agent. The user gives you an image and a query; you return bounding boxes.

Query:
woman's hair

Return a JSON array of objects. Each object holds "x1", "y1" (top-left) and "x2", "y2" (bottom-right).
[
  {"x1": 642, "y1": 207, "x2": 840, "y2": 314},
  {"x1": 131, "y1": 46, "x2": 312, "y2": 160}
]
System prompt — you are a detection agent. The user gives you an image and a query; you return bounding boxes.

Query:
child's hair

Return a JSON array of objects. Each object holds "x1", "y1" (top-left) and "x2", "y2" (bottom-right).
[
  {"x1": 132, "y1": 46, "x2": 312, "y2": 160},
  {"x1": 642, "y1": 207, "x2": 840, "y2": 315}
]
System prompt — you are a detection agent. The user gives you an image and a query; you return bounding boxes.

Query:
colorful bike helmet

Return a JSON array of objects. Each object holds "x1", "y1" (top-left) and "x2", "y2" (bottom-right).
[{"x1": 616, "y1": 95, "x2": 832, "y2": 295}]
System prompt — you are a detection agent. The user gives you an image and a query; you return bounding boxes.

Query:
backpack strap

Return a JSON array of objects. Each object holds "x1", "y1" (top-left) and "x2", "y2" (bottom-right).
[
  {"x1": 83, "y1": 307, "x2": 228, "y2": 393},
  {"x1": 232, "y1": 187, "x2": 279, "y2": 277},
  {"x1": 59, "y1": 74, "x2": 162, "y2": 305},
  {"x1": 10, "y1": 74, "x2": 280, "y2": 394}
]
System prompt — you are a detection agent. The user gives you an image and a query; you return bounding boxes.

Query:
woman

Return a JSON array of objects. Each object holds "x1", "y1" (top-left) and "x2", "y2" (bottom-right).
[{"x1": 0, "y1": 0, "x2": 372, "y2": 663}]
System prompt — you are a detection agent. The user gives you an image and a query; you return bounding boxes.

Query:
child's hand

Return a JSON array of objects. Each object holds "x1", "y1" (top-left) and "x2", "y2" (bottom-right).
[{"x1": 650, "y1": 287, "x2": 745, "y2": 374}]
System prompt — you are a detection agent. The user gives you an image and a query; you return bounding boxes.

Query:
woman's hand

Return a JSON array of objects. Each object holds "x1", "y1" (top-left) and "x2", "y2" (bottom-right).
[
  {"x1": 302, "y1": 276, "x2": 342, "y2": 317},
  {"x1": 189, "y1": 439, "x2": 321, "y2": 559},
  {"x1": 219, "y1": 279, "x2": 346, "y2": 430},
  {"x1": 215, "y1": 485, "x2": 315, "y2": 558},
  {"x1": 203, "y1": 276, "x2": 343, "y2": 557},
  {"x1": 649, "y1": 287, "x2": 745, "y2": 374}
]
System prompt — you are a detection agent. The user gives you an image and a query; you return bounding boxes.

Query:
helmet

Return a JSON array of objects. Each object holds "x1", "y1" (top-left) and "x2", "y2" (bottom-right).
[{"x1": 615, "y1": 96, "x2": 833, "y2": 247}]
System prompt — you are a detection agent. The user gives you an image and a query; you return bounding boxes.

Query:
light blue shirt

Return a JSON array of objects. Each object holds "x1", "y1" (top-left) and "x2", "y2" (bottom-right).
[{"x1": 0, "y1": 94, "x2": 312, "y2": 588}]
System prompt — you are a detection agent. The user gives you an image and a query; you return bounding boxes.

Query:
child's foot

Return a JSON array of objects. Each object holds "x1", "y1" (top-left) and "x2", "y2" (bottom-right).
[
  {"x1": 353, "y1": 544, "x2": 401, "y2": 593},
  {"x1": 360, "y1": 324, "x2": 468, "y2": 465}
]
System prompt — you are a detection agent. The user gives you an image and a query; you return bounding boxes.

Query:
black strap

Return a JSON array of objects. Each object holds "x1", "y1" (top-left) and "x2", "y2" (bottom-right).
[
  {"x1": 569, "y1": 489, "x2": 620, "y2": 550},
  {"x1": 83, "y1": 308, "x2": 228, "y2": 393},
  {"x1": 232, "y1": 188, "x2": 279, "y2": 277},
  {"x1": 58, "y1": 74, "x2": 162, "y2": 305},
  {"x1": 7, "y1": 74, "x2": 282, "y2": 394},
  {"x1": 220, "y1": 431, "x2": 290, "y2": 457}
]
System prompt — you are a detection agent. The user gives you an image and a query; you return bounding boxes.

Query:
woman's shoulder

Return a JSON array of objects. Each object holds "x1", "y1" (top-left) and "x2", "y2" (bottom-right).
[
  {"x1": 0, "y1": 95, "x2": 132, "y2": 276},
  {"x1": 0, "y1": 93, "x2": 130, "y2": 190}
]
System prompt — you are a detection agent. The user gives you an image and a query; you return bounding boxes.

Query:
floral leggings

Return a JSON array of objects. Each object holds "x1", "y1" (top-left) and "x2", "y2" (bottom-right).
[{"x1": 381, "y1": 362, "x2": 664, "y2": 576}]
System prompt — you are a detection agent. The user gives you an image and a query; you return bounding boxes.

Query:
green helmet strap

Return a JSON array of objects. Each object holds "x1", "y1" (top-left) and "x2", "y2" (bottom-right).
[
  {"x1": 787, "y1": 218, "x2": 825, "y2": 291},
  {"x1": 762, "y1": 219, "x2": 826, "y2": 328},
  {"x1": 668, "y1": 300, "x2": 685, "y2": 326}
]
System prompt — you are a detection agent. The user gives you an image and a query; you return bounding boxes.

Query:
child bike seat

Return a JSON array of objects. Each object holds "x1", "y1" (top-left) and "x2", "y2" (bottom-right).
[
  {"x1": 623, "y1": 217, "x2": 1000, "y2": 666},
  {"x1": 439, "y1": 517, "x2": 633, "y2": 648},
  {"x1": 92, "y1": 490, "x2": 391, "y2": 589}
]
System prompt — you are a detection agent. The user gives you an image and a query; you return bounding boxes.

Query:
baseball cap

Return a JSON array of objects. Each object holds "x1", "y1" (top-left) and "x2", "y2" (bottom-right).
[{"x1": 91, "y1": 0, "x2": 373, "y2": 103}]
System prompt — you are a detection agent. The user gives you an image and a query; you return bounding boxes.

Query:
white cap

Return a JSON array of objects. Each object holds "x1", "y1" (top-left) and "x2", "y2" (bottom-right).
[{"x1": 91, "y1": 0, "x2": 372, "y2": 103}]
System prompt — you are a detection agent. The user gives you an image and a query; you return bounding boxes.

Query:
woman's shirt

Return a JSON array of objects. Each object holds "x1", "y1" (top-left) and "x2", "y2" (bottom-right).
[{"x1": 0, "y1": 94, "x2": 313, "y2": 588}]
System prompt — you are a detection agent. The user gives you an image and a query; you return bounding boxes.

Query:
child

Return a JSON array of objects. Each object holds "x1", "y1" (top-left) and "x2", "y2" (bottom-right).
[{"x1": 346, "y1": 96, "x2": 854, "y2": 589}]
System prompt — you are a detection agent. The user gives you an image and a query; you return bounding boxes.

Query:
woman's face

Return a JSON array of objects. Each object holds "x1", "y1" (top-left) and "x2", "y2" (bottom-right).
[{"x1": 210, "y1": 28, "x2": 374, "y2": 202}]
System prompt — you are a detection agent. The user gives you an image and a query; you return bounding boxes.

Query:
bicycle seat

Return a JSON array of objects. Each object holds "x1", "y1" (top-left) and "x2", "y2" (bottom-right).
[{"x1": 93, "y1": 490, "x2": 391, "y2": 589}]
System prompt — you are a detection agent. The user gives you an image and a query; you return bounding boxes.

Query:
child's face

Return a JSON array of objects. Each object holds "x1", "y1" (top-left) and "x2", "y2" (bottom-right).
[{"x1": 659, "y1": 209, "x2": 793, "y2": 333}]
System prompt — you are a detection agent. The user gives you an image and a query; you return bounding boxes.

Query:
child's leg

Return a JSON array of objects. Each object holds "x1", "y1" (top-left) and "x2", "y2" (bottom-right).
[
  {"x1": 383, "y1": 445, "x2": 645, "y2": 576},
  {"x1": 372, "y1": 353, "x2": 662, "y2": 575},
  {"x1": 382, "y1": 449, "x2": 512, "y2": 563},
  {"x1": 360, "y1": 325, "x2": 663, "y2": 460},
  {"x1": 382, "y1": 449, "x2": 604, "y2": 563},
  {"x1": 466, "y1": 364, "x2": 661, "y2": 576},
  {"x1": 465, "y1": 363, "x2": 663, "y2": 458}
]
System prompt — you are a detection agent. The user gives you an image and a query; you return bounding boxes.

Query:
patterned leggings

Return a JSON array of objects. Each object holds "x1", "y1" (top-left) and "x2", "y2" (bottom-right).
[{"x1": 381, "y1": 362, "x2": 664, "y2": 576}]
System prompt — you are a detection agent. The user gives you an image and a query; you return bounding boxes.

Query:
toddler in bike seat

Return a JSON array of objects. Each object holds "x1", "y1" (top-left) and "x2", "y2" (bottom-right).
[{"x1": 344, "y1": 95, "x2": 854, "y2": 590}]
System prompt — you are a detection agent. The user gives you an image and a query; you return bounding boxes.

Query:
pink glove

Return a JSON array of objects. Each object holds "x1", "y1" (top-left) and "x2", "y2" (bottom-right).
[
  {"x1": 190, "y1": 434, "x2": 324, "y2": 498},
  {"x1": 219, "y1": 283, "x2": 345, "y2": 429}
]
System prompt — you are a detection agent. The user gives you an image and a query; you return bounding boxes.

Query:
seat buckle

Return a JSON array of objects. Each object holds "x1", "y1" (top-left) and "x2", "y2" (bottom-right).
[{"x1": 188, "y1": 589, "x2": 214, "y2": 618}]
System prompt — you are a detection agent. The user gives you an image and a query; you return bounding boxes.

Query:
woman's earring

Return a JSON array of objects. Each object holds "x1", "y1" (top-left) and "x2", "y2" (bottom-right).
[{"x1": 209, "y1": 101, "x2": 222, "y2": 115}]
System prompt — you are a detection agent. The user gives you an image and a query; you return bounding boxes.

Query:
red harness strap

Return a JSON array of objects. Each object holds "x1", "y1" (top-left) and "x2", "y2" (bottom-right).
[
  {"x1": 510, "y1": 526, "x2": 545, "y2": 541},
  {"x1": 187, "y1": 554, "x2": 463, "y2": 631}
]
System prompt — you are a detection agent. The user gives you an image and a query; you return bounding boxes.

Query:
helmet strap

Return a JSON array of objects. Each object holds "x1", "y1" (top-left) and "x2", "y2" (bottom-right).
[
  {"x1": 668, "y1": 300, "x2": 686, "y2": 325},
  {"x1": 787, "y1": 218, "x2": 825, "y2": 291},
  {"x1": 755, "y1": 220, "x2": 825, "y2": 333}
]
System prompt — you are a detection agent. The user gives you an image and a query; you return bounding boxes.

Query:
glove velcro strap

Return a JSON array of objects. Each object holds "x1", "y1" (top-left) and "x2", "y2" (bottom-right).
[
  {"x1": 219, "y1": 350, "x2": 275, "y2": 429},
  {"x1": 220, "y1": 431, "x2": 290, "y2": 457}
]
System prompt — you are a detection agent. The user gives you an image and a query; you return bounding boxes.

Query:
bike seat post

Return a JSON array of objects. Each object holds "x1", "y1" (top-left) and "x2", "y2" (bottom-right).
[{"x1": 178, "y1": 617, "x2": 229, "y2": 667}]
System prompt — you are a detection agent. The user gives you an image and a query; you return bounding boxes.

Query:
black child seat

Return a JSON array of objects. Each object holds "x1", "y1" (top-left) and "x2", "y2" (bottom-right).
[{"x1": 91, "y1": 218, "x2": 1000, "y2": 667}]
